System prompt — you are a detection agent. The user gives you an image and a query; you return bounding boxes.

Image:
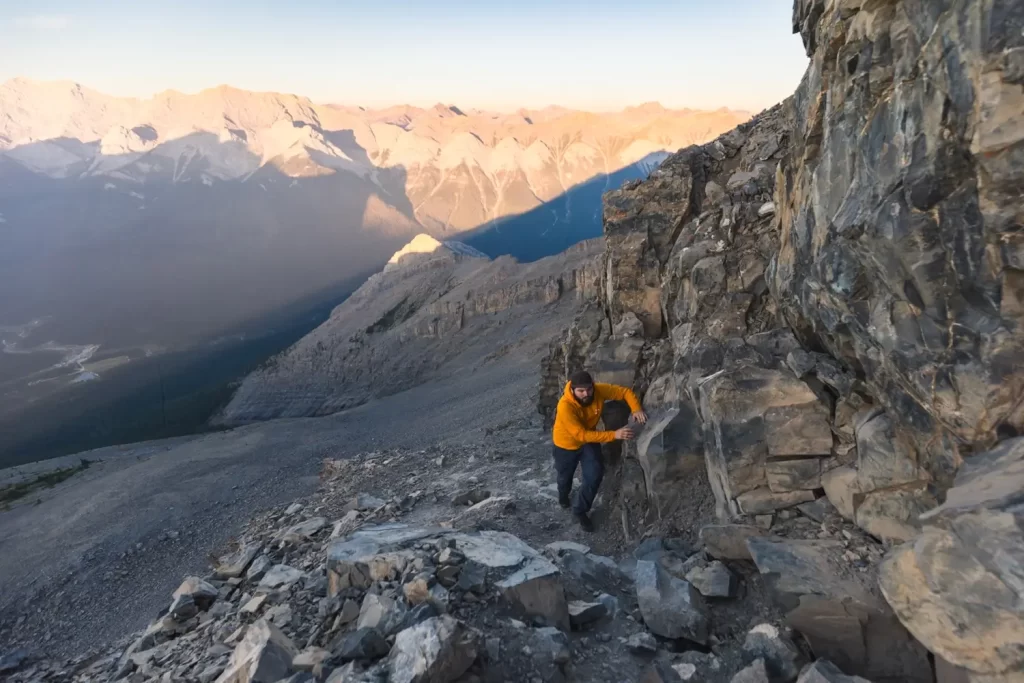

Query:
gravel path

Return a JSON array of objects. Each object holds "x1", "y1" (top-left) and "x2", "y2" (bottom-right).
[{"x1": 0, "y1": 355, "x2": 542, "y2": 659}]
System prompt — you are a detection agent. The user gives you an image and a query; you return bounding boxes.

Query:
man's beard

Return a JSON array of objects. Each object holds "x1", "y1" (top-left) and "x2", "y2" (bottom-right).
[{"x1": 574, "y1": 394, "x2": 594, "y2": 407}]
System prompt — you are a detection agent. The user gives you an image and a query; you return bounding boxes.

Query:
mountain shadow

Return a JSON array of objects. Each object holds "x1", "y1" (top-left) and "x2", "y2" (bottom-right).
[{"x1": 458, "y1": 151, "x2": 668, "y2": 262}]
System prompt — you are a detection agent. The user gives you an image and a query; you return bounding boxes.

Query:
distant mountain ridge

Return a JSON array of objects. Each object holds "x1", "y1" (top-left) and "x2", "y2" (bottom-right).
[{"x1": 0, "y1": 78, "x2": 751, "y2": 233}]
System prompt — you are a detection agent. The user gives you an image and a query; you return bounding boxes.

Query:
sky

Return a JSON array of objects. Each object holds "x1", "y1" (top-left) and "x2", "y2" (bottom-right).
[{"x1": 0, "y1": 0, "x2": 809, "y2": 112}]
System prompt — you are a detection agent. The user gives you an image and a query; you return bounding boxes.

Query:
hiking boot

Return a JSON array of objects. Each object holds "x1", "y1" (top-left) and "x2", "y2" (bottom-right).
[
  {"x1": 558, "y1": 492, "x2": 571, "y2": 509},
  {"x1": 575, "y1": 512, "x2": 595, "y2": 533}
]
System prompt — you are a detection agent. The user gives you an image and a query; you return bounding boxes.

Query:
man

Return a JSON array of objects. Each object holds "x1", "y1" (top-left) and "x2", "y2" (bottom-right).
[{"x1": 552, "y1": 370, "x2": 647, "y2": 532}]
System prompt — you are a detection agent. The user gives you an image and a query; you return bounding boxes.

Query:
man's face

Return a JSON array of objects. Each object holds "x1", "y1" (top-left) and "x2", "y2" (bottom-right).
[{"x1": 572, "y1": 385, "x2": 594, "y2": 406}]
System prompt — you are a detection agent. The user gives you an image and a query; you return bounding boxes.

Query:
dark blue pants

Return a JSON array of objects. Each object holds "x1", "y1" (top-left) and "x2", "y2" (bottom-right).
[{"x1": 553, "y1": 443, "x2": 604, "y2": 514}]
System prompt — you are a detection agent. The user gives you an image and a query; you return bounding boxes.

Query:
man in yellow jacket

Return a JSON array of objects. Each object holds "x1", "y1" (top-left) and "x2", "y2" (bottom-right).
[{"x1": 552, "y1": 370, "x2": 646, "y2": 532}]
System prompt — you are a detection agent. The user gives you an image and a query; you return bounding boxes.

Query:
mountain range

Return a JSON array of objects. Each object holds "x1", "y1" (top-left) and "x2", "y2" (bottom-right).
[{"x1": 0, "y1": 78, "x2": 750, "y2": 462}]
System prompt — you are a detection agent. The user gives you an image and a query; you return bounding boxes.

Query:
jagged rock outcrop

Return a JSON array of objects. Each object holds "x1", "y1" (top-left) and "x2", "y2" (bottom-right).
[
  {"x1": 541, "y1": 0, "x2": 1024, "y2": 680},
  {"x1": 216, "y1": 236, "x2": 601, "y2": 424}
]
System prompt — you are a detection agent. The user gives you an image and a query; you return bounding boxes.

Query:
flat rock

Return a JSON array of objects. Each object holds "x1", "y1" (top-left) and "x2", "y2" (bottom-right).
[
  {"x1": 496, "y1": 557, "x2": 570, "y2": 631},
  {"x1": 700, "y1": 524, "x2": 771, "y2": 561},
  {"x1": 568, "y1": 600, "x2": 608, "y2": 628},
  {"x1": 544, "y1": 541, "x2": 591, "y2": 555},
  {"x1": 388, "y1": 615, "x2": 479, "y2": 683},
  {"x1": 820, "y1": 467, "x2": 859, "y2": 521},
  {"x1": 795, "y1": 660, "x2": 873, "y2": 683},
  {"x1": 635, "y1": 560, "x2": 709, "y2": 643},
  {"x1": 279, "y1": 517, "x2": 327, "y2": 544},
  {"x1": 685, "y1": 560, "x2": 735, "y2": 598},
  {"x1": 626, "y1": 632, "x2": 659, "y2": 654},
  {"x1": 796, "y1": 498, "x2": 834, "y2": 524},
  {"x1": 346, "y1": 493, "x2": 386, "y2": 511},
  {"x1": 292, "y1": 648, "x2": 330, "y2": 672},
  {"x1": 529, "y1": 626, "x2": 572, "y2": 680},
  {"x1": 215, "y1": 619, "x2": 296, "y2": 683},
  {"x1": 258, "y1": 565, "x2": 306, "y2": 590}
]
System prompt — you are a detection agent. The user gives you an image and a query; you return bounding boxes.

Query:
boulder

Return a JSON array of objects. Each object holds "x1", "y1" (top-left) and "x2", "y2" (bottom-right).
[
  {"x1": 528, "y1": 626, "x2": 572, "y2": 681},
  {"x1": 879, "y1": 437, "x2": 1024, "y2": 677},
  {"x1": 559, "y1": 550, "x2": 630, "y2": 592},
  {"x1": 635, "y1": 559, "x2": 709, "y2": 644},
  {"x1": 567, "y1": 600, "x2": 608, "y2": 629},
  {"x1": 215, "y1": 619, "x2": 296, "y2": 683},
  {"x1": 173, "y1": 577, "x2": 219, "y2": 610},
  {"x1": 496, "y1": 558, "x2": 570, "y2": 632},
  {"x1": 742, "y1": 624, "x2": 804, "y2": 683},
  {"x1": 685, "y1": 560, "x2": 735, "y2": 598},
  {"x1": 388, "y1": 615, "x2": 479, "y2": 683}
]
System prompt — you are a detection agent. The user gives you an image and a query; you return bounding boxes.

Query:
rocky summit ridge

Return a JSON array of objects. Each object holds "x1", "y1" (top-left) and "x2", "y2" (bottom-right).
[{"x1": 3, "y1": 1, "x2": 1024, "y2": 683}]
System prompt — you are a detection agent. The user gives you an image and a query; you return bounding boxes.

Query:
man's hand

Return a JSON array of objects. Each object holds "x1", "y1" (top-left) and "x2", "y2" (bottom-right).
[
  {"x1": 614, "y1": 426, "x2": 636, "y2": 441},
  {"x1": 631, "y1": 410, "x2": 648, "y2": 425}
]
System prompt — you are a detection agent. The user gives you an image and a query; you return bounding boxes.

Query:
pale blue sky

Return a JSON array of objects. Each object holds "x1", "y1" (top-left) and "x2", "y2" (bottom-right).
[{"x1": 0, "y1": 1, "x2": 808, "y2": 112}]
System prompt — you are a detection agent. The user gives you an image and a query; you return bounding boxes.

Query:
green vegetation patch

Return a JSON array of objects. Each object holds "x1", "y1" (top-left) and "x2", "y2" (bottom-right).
[{"x1": 0, "y1": 459, "x2": 93, "y2": 508}]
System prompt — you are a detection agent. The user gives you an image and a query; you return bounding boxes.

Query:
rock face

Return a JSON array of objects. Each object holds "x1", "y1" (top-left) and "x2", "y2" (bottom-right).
[
  {"x1": 218, "y1": 237, "x2": 602, "y2": 425},
  {"x1": 540, "y1": 2, "x2": 1024, "y2": 679},
  {"x1": 541, "y1": 1, "x2": 1024, "y2": 680}
]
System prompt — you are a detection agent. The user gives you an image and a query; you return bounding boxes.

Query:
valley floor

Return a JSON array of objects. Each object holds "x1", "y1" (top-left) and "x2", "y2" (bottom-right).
[{"x1": 0, "y1": 354, "x2": 544, "y2": 660}]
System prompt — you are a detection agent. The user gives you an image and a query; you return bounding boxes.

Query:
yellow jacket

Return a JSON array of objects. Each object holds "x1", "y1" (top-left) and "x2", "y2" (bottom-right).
[{"x1": 552, "y1": 381, "x2": 642, "y2": 450}]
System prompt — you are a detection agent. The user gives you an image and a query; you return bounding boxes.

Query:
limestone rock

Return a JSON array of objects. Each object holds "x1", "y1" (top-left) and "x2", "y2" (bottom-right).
[
  {"x1": 700, "y1": 524, "x2": 772, "y2": 561},
  {"x1": 879, "y1": 437, "x2": 1024, "y2": 677},
  {"x1": 685, "y1": 560, "x2": 734, "y2": 598},
  {"x1": 747, "y1": 538, "x2": 930, "y2": 682},
  {"x1": 732, "y1": 659, "x2": 770, "y2": 683},
  {"x1": 567, "y1": 600, "x2": 607, "y2": 629},
  {"x1": 820, "y1": 467, "x2": 859, "y2": 522},
  {"x1": 215, "y1": 619, "x2": 296, "y2": 683},
  {"x1": 173, "y1": 577, "x2": 219, "y2": 610},
  {"x1": 743, "y1": 624, "x2": 804, "y2": 683},
  {"x1": 331, "y1": 628, "x2": 389, "y2": 663},
  {"x1": 635, "y1": 559, "x2": 709, "y2": 644},
  {"x1": 558, "y1": 550, "x2": 630, "y2": 593},
  {"x1": 496, "y1": 557, "x2": 570, "y2": 632},
  {"x1": 700, "y1": 367, "x2": 832, "y2": 518},
  {"x1": 388, "y1": 615, "x2": 479, "y2": 683}
]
